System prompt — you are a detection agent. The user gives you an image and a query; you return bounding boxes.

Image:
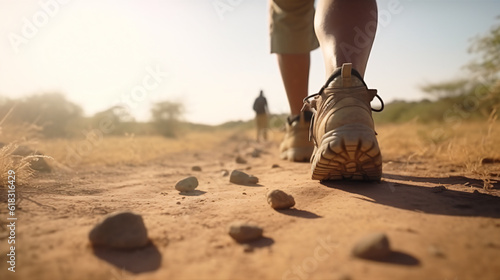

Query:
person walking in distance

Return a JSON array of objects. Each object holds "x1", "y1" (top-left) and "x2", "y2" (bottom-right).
[
  {"x1": 253, "y1": 90, "x2": 269, "y2": 142},
  {"x1": 270, "y1": 0, "x2": 384, "y2": 181}
]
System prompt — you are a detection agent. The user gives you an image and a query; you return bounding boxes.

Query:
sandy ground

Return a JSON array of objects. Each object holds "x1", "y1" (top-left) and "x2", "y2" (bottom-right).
[{"x1": 1, "y1": 133, "x2": 500, "y2": 280}]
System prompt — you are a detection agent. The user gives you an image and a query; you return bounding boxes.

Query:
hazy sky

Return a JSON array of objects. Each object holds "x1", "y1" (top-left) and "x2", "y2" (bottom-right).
[{"x1": 1, "y1": 0, "x2": 499, "y2": 125}]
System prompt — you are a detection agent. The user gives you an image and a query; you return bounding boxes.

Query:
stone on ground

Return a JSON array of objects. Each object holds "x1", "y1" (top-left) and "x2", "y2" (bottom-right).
[
  {"x1": 267, "y1": 189, "x2": 295, "y2": 209},
  {"x1": 228, "y1": 221, "x2": 263, "y2": 243},
  {"x1": 229, "y1": 170, "x2": 258, "y2": 185},
  {"x1": 235, "y1": 155, "x2": 247, "y2": 164},
  {"x1": 89, "y1": 211, "x2": 149, "y2": 249},
  {"x1": 191, "y1": 166, "x2": 202, "y2": 171},
  {"x1": 352, "y1": 232, "x2": 391, "y2": 260},
  {"x1": 175, "y1": 176, "x2": 199, "y2": 192},
  {"x1": 251, "y1": 148, "x2": 261, "y2": 158}
]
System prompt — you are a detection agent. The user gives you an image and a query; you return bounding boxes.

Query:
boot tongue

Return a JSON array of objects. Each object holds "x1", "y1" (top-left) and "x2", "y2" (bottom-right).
[
  {"x1": 341, "y1": 63, "x2": 353, "y2": 87},
  {"x1": 326, "y1": 63, "x2": 367, "y2": 89}
]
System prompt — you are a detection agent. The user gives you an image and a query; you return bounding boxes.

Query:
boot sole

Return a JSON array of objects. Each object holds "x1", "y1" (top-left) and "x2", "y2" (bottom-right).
[{"x1": 311, "y1": 124, "x2": 382, "y2": 181}]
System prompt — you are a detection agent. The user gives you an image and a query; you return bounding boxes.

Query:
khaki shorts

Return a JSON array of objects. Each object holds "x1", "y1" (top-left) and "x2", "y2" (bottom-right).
[{"x1": 269, "y1": 0, "x2": 320, "y2": 54}]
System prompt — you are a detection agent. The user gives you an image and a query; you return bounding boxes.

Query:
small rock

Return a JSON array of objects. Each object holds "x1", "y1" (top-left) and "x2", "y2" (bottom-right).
[
  {"x1": 485, "y1": 241, "x2": 499, "y2": 248},
  {"x1": 243, "y1": 244, "x2": 254, "y2": 253},
  {"x1": 481, "y1": 157, "x2": 500, "y2": 165},
  {"x1": 213, "y1": 243, "x2": 224, "y2": 249},
  {"x1": 430, "y1": 185, "x2": 446, "y2": 193},
  {"x1": 229, "y1": 170, "x2": 258, "y2": 185},
  {"x1": 176, "y1": 201, "x2": 181, "y2": 205},
  {"x1": 191, "y1": 166, "x2": 202, "y2": 171},
  {"x1": 235, "y1": 155, "x2": 247, "y2": 164},
  {"x1": 228, "y1": 221, "x2": 263, "y2": 243},
  {"x1": 89, "y1": 211, "x2": 149, "y2": 249},
  {"x1": 221, "y1": 169, "x2": 229, "y2": 177},
  {"x1": 428, "y1": 245, "x2": 446, "y2": 258},
  {"x1": 271, "y1": 164, "x2": 280, "y2": 168},
  {"x1": 352, "y1": 232, "x2": 391, "y2": 260},
  {"x1": 251, "y1": 149, "x2": 261, "y2": 158},
  {"x1": 267, "y1": 189, "x2": 295, "y2": 209},
  {"x1": 175, "y1": 176, "x2": 198, "y2": 192},
  {"x1": 332, "y1": 273, "x2": 352, "y2": 280}
]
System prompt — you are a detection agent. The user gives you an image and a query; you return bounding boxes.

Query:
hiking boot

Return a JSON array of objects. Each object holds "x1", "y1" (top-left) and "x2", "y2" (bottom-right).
[
  {"x1": 279, "y1": 111, "x2": 315, "y2": 162},
  {"x1": 303, "y1": 63, "x2": 384, "y2": 181}
]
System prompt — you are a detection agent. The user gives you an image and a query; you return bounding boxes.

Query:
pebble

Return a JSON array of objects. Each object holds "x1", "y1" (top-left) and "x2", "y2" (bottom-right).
[
  {"x1": 221, "y1": 169, "x2": 229, "y2": 177},
  {"x1": 482, "y1": 157, "x2": 500, "y2": 164},
  {"x1": 485, "y1": 241, "x2": 499, "y2": 248},
  {"x1": 352, "y1": 232, "x2": 391, "y2": 260},
  {"x1": 430, "y1": 185, "x2": 446, "y2": 193},
  {"x1": 228, "y1": 221, "x2": 263, "y2": 243},
  {"x1": 229, "y1": 170, "x2": 258, "y2": 185},
  {"x1": 175, "y1": 176, "x2": 198, "y2": 192},
  {"x1": 243, "y1": 244, "x2": 254, "y2": 253},
  {"x1": 191, "y1": 166, "x2": 202, "y2": 171},
  {"x1": 251, "y1": 148, "x2": 261, "y2": 158},
  {"x1": 267, "y1": 189, "x2": 295, "y2": 209},
  {"x1": 271, "y1": 164, "x2": 280, "y2": 168},
  {"x1": 89, "y1": 211, "x2": 149, "y2": 249},
  {"x1": 332, "y1": 273, "x2": 352, "y2": 280},
  {"x1": 428, "y1": 245, "x2": 446, "y2": 258},
  {"x1": 235, "y1": 155, "x2": 247, "y2": 164}
]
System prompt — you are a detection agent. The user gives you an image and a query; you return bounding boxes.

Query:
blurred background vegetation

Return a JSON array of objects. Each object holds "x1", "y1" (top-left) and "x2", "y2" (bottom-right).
[{"x1": 375, "y1": 18, "x2": 500, "y2": 124}]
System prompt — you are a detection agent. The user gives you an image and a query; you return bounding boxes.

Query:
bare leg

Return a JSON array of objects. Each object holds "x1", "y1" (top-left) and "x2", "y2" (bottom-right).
[
  {"x1": 277, "y1": 53, "x2": 310, "y2": 115},
  {"x1": 315, "y1": 0, "x2": 377, "y2": 78},
  {"x1": 309, "y1": 0, "x2": 382, "y2": 181}
]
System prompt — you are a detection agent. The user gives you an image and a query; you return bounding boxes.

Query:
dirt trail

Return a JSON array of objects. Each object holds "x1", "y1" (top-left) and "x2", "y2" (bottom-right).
[{"x1": 1, "y1": 135, "x2": 500, "y2": 280}]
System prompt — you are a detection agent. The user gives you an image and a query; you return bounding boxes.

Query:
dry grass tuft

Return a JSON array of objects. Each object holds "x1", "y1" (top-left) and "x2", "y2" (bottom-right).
[
  {"x1": 0, "y1": 107, "x2": 40, "y2": 187},
  {"x1": 0, "y1": 142, "x2": 35, "y2": 187},
  {"x1": 378, "y1": 118, "x2": 500, "y2": 189}
]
